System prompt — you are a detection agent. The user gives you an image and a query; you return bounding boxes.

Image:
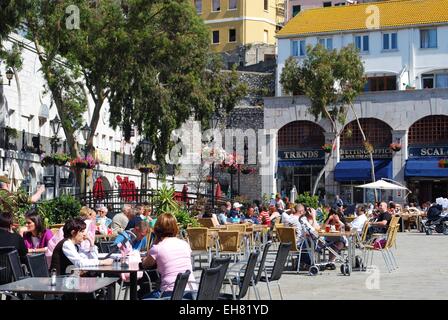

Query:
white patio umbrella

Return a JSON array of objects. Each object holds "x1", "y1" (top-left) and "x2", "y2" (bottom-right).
[
  {"x1": 8, "y1": 159, "x2": 24, "y2": 192},
  {"x1": 290, "y1": 185, "x2": 297, "y2": 203},
  {"x1": 357, "y1": 179, "x2": 411, "y2": 200}
]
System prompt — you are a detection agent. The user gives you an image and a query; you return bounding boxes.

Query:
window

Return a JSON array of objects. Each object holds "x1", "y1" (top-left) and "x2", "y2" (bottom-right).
[
  {"x1": 229, "y1": 0, "x2": 237, "y2": 10},
  {"x1": 263, "y1": 30, "x2": 269, "y2": 43},
  {"x1": 408, "y1": 115, "x2": 448, "y2": 145},
  {"x1": 195, "y1": 0, "x2": 202, "y2": 13},
  {"x1": 365, "y1": 76, "x2": 397, "y2": 92},
  {"x1": 292, "y1": 5, "x2": 301, "y2": 17},
  {"x1": 355, "y1": 35, "x2": 369, "y2": 52},
  {"x1": 212, "y1": 0, "x2": 221, "y2": 11},
  {"x1": 318, "y1": 38, "x2": 333, "y2": 50},
  {"x1": 229, "y1": 29, "x2": 236, "y2": 42},
  {"x1": 264, "y1": 0, "x2": 268, "y2": 11},
  {"x1": 422, "y1": 73, "x2": 448, "y2": 89},
  {"x1": 420, "y1": 29, "x2": 437, "y2": 48},
  {"x1": 382, "y1": 32, "x2": 398, "y2": 50},
  {"x1": 323, "y1": 1, "x2": 332, "y2": 7},
  {"x1": 291, "y1": 40, "x2": 306, "y2": 57},
  {"x1": 212, "y1": 30, "x2": 220, "y2": 44}
]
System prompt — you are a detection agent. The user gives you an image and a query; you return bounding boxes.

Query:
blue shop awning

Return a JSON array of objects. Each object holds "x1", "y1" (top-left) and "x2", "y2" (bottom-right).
[
  {"x1": 405, "y1": 159, "x2": 448, "y2": 178},
  {"x1": 334, "y1": 160, "x2": 392, "y2": 182}
]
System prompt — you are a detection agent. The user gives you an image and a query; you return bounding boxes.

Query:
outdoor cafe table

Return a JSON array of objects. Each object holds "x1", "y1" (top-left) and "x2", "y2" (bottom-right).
[
  {"x1": 74, "y1": 261, "x2": 140, "y2": 300},
  {"x1": 317, "y1": 230, "x2": 357, "y2": 269},
  {"x1": 0, "y1": 276, "x2": 119, "y2": 299}
]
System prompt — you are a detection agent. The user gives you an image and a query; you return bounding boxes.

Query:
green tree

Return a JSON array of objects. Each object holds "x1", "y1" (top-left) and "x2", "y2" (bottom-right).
[{"x1": 280, "y1": 45, "x2": 370, "y2": 198}]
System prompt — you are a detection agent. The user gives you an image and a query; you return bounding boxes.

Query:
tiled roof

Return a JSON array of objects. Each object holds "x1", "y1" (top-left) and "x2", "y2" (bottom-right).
[{"x1": 277, "y1": 0, "x2": 448, "y2": 37}]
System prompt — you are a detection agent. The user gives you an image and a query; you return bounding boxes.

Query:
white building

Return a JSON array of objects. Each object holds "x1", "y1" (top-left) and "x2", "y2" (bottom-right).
[
  {"x1": 263, "y1": 0, "x2": 448, "y2": 205},
  {"x1": 0, "y1": 34, "x2": 149, "y2": 199}
]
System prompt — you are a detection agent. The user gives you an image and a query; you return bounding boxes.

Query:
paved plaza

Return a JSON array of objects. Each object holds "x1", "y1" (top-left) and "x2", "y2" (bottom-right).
[{"x1": 254, "y1": 232, "x2": 448, "y2": 300}]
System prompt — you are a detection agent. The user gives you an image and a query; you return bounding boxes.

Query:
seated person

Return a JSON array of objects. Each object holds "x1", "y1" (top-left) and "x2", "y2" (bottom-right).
[
  {"x1": 229, "y1": 202, "x2": 243, "y2": 223},
  {"x1": 23, "y1": 209, "x2": 53, "y2": 254},
  {"x1": 0, "y1": 210, "x2": 27, "y2": 261},
  {"x1": 367, "y1": 201, "x2": 392, "y2": 238},
  {"x1": 50, "y1": 218, "x2": 112, "y2": 275},
  {"x1": 141, "y1": 213, "x2": 197, "y2": 299},
  {"x1": 126, "y1": 206, "x2": 143, "y2": 230},
  {"x1": 96, "y1": 205, "x2": 112, "y2": 234},
  {"x1": 258, "y1": 206, "x2": 271, "y2": 226},
  {"x1": 323, "y1": 208, "x2": 346, "y2": 262},
  {"x1": 304, "y1": 206, "x2": 320, "y2": 231},
  {"x1": 217, "y1": 205, "x2": 229, "y2": 225},
  {"x1": 244, "y1": 207, "x2": 259, "y2": 224},
  {"x1": 350, "y1": 205, "x2": 368, "y2": 234},
  {"x1": 111, "y1": 204, "x2": 133, "y2": 235},
  {"x1": 114, "y1": 220, "x2": 150, "y2": 251}
]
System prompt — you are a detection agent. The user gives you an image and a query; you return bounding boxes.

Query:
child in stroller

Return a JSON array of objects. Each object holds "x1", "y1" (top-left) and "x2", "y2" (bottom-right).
[{"x1": 422, "y1": 201, "x2": 448, "y2": 235}]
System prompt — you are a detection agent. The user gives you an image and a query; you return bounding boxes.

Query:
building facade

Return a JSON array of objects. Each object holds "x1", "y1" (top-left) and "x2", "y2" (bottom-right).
[
  {"x1": 285, "y1": 0, "x2": 356, "y2": 22},
  {"x1": 264, "y1": 0, "x2": 448, "y2": 205},
  {"x1": 0, "y1": 34, "x2": 154, "y2": 200}
]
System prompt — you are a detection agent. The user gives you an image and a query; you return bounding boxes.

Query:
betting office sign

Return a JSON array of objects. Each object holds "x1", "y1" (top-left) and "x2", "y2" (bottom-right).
[
  {"x1": 408, "y1": 146, "x2": 448, "y2": 158},
  {"x1": 340, "y1": 147, "x2": 392, "y2": 160}
]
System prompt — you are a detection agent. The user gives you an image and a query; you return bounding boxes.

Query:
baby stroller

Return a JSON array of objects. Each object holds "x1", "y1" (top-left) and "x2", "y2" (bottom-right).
[
  {"x1": 300, "y1": 223, "x2": 352, "y2": 276},
  {"x1": 421, "y1": 204, "x2": 448, "y2": 235}
]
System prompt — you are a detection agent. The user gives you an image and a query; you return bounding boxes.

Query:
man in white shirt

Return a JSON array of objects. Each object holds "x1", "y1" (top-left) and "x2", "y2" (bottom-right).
[{"x1": 350, "y1": 205, "x2": 368, "y2": 234}]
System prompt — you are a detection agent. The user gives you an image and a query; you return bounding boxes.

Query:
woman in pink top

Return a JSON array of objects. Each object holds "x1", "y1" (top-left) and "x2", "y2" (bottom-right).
[{"x1": 141, "y1": 213, "x2": 196, "y2": 299}]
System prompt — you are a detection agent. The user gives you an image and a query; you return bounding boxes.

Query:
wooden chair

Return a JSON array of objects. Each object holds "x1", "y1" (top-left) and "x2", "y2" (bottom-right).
[
  {"x1": 363, "y1": 224, "x2": 397, "y2": 273},
  {"x1": 226, "y1": 224, "x2": 247, "y2": 233},
  {"x1": 217, "y1": 231, "x2": 244, "y2": 262},
  {"x1": 275, "y1": 226, "x2": 303, "y2": 273},
  {"x1": 186, "y1": 227, "x2": 212, "y2": 268},
  {"x1": 197, "y1": 218, "x2": 216, "y2": 228}
]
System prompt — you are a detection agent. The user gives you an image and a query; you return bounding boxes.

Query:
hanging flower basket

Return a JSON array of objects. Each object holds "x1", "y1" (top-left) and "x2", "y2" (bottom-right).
[
  {"x1": 438, "y1": 159, "x2": 448, "y2": 168},
  {"x1": 228, "y1": 167, "x2": 238, "y2": 174},
  {"x1": 70, "y1": 155, "x2": 98, "y2": 170},
  {"x1": 41, "y1": 153, "x2": 71, "y2": 167},
  {"x1": 322, "y1": 143, "x2": 333, "y2": 153},
  {"x1": 389, "y1": 143, "x2": 402, "y2": 152},
  {"x1": 363, "y1": 141, "x2": 374, "y2": 154}
]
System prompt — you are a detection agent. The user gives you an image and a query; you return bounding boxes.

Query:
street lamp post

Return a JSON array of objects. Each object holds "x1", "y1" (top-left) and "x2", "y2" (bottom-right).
[
  {"x1": 209, "y1": 113, "x2": 219, "y2": 214},
  {"x1": 140, "y1": 139, "x2": 151, "y2": 190},
  {"x1": 81, "y1": 124, "x2": 91, "y2": 196},
  {"x1": 0, "y1": 66, "x2": 14, "y2": 86},
  {"x1": 50, "y1": 115, "x2": 61, "y2": 199}
]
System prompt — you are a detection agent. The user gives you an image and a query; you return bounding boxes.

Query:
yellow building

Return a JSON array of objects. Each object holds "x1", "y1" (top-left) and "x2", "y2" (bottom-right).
[{"x1": 192, "y1": 0, "x2": 285, "y2": 53}]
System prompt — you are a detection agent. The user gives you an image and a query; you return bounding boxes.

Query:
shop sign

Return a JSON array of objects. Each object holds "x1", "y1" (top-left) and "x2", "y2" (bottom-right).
[
  {"x1": 340, "y1": 148, "x2": 392, "y2": 160},
  {"x1": 408, "y1": 146, "x2": 448, "y2": 158},
  {"x1": 278, "y1": 149, "x2": 325, "y2": 161}
]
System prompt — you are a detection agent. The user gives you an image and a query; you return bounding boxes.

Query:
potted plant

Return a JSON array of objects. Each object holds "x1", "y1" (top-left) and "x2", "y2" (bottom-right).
[
  {"x1": 389, "y1": 142, "x2": 402, "y2": 152},
  {"x1": 438, "y1": 159, "x2": 448, "y2": 168},
  {"x1": 322, "y1": 143, "x2": 333, "y2": 153},
  {"x1": 41, "y1": 153, "x2": 71, "y2": 167},
  {"x1": 363, "y1": 141, "x2": 374, "y2": 154},
  {"x1": 5, "y1": 126, "x2": 19, "y2": 139}
]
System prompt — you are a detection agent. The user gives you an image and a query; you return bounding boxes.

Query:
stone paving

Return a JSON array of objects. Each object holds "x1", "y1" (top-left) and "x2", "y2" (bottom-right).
[{"x1": 250, "y1": 232, "x2": 448, "y2": 300}]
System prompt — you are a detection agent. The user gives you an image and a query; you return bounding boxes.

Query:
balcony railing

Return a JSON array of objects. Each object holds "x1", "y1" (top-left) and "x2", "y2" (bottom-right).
[{"x1": 0, "y1": 127, "x2": 136, "y2": 169}]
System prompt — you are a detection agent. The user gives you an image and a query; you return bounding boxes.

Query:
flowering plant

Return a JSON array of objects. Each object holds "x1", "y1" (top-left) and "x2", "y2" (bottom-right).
[
  {"x1": 438, "y1": 159, "x2": 448, "y2": 168},
  {"x1": 41, "y1": 153, "x2": 71, "y2": 166},
  {"x1": 70, "y1": 155, "x2": 98, "y2": 169},
  {"x1": 240, "y1": 165, "x2": 257, "y2": 175},
  {"x1": 322, "y1": 143, "x2": 333, "y2": 153},
  {"x1": 389, "y1": 142, "x2": 402, "y2": 152}
]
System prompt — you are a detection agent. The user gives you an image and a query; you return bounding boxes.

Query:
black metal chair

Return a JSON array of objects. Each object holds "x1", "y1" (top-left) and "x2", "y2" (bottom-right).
[
  {"x1": 195, "y1": 265, "x2": 223, "y2": 300},
  {"x1": 0, "y1": 247, "x2": 16, "y2": 285},
  {"x1": 7, "y1": 250, "x2": 29, "y2": 281},
  {"x1": 218, "y1": 251, "x2": 259, "y2": 300},
  {"x1": 210, "y1": 256, "x2": 231, "y2": 297},
  {"x1": 169, "y1": 270, "x2": 191, "y2": 300},
  {"x1": 26, "y1": 254, "x2": 49, "y2": 277},
  {"x1": 258, "y1": 242, "x2": 291, "y2": 300},
  {"x1": 98, "y1": 241, "x2": 116, "y2": 254}
]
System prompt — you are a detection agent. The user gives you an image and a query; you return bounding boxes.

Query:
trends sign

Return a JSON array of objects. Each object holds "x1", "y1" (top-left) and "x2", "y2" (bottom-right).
[
  {"x1": 408, "y1": 146, "x2": 448, "y2": 158},
  {"x1": 278, "y1": 149, "x2": 325, "y2": 161}
]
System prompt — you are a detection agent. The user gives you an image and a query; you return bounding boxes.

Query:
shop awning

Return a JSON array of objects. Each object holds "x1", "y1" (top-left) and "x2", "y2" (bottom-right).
[
  {"x1": 405, "y1": 159, "x2": 448, "y2": 178},
  {"x1": 334, "y1": 160, "x2": 392, "y2": 182}
]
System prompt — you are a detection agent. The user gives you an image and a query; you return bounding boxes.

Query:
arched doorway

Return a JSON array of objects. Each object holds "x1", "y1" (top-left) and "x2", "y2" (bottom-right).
[
  {"x1": 277, "y1": 121, "x2": 326, "y2": 197},
  {"x1": 337, "y1": 118, "x2": 393, "y2": 204},
  {"x1": 406, "y1": 115, "x2": 448, "y2": 204}
]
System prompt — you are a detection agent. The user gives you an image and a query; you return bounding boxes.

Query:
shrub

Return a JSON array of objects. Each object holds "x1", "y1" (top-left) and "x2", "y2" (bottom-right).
[
  {"x1": 37, "y1": 195, "x2": 82, "y2": 225},
  {"x1": 294, "y1": 192, "x2": 319, "y2": 208}
]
